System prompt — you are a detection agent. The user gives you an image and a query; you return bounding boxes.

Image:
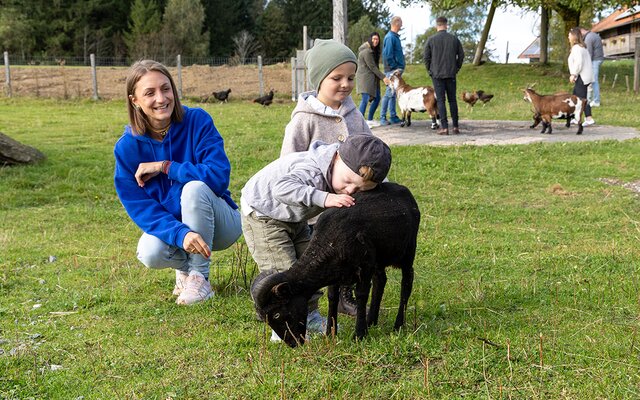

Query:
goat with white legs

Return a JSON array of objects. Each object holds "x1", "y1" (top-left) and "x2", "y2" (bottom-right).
[
  {"x1": 523, "y1": 88, "x2": 586, "y2": 135},
  {"x1": 388, "y1": 70, "x2": 439, "y2": 130}
]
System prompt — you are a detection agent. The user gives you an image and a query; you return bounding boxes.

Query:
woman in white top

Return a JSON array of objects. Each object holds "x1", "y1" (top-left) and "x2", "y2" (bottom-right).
[{"x1": 568, "y1": 27, "x2": 595, "y2": 126}]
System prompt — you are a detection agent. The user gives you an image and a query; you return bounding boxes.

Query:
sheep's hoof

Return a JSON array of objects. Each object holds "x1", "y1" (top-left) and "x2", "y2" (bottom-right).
[{"x1": 406, "y1": 122, "x2": 411, "y2": 127}]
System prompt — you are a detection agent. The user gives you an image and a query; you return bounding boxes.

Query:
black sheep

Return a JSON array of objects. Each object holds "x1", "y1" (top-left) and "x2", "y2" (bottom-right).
[{"x1": 251, "y1": 182, "x2": 420, "y2": 347}]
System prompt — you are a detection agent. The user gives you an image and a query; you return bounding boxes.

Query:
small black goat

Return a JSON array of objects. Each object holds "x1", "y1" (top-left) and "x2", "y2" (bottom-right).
[{"x1": 251, "y1": 182, "x2": 420, "y2": 347}]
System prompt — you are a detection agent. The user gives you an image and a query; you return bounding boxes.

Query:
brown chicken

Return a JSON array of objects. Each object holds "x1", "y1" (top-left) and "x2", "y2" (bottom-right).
[{"x1": 461, "y1": 90, "x2": 494, "y2": 109}]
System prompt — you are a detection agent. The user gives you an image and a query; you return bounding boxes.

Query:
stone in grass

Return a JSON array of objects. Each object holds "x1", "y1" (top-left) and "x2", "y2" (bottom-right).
[{"x1": 0, "y1": 132, "x2": 46, "y2": 166}]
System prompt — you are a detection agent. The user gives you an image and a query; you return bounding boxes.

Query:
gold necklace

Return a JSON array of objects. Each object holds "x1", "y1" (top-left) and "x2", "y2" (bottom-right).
[{"x1": 150, "y1": 124, "x2": 171, "y2": 139}]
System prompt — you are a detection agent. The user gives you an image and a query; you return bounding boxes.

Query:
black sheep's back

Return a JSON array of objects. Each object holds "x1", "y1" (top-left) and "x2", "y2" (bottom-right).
[{"x1": 313, "y1": 182, "x2": 420, "y2": 260}]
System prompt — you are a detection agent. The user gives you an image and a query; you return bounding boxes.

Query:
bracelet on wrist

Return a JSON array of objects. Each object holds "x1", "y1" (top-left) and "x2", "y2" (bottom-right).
[{"x1": 161, "y1": 160, "x2": 171, "y2": 175}]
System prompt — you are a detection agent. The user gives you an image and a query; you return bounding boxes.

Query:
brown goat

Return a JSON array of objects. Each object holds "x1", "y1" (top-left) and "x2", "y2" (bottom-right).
[
  {"x1": 389, "y1": 70, "x2": 439, "y2": 130},
  {"x1": 523, "y1": 88, "x2": 586, "y2": 135}
]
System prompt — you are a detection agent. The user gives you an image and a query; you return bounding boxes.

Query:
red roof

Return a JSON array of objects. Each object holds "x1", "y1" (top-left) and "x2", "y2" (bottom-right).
[
  {"x1": 518, "y1": 37, "x2": 540, "y2": 59},
  {"x1": 591, "y1": 6, "x2": 640, "y2": 33}
]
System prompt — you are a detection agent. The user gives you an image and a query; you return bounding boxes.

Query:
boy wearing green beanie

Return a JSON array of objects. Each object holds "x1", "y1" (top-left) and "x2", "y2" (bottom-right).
[
  {"x1": 281, "y1": 39, "x2": 373, "y2": 156},
  {"x1": 280, "y1": 39, "x2": 381, "y2": 318}
]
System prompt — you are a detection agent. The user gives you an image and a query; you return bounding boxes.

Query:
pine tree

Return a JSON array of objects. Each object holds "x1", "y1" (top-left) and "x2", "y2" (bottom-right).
[
  {"x1": 124, "y1": 0, "x2": 162, "y2": 60},
  {"x1": 161, "y1": 0, "x2": 209, "y2": 58}
]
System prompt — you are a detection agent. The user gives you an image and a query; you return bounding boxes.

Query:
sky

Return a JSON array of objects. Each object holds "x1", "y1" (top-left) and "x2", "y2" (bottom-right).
[{"x1": 384, "y1": 1, "x2": 540, "y2": 63}]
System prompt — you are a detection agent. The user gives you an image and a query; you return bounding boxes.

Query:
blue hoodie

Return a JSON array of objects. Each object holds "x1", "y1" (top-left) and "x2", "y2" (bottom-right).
[{"x1": 114, "y1": 106, "x2": 237, "y2": 249}]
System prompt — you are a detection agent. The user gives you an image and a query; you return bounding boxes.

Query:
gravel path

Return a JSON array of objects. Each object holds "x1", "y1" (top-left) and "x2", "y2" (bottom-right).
[{"x1": 372, "y1": 119, "x2": 640, "y2": 147}]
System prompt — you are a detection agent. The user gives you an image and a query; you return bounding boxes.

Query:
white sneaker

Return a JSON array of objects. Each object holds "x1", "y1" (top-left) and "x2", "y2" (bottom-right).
[
  {"x1": 176, "y1": 271, "x2": 214, "y2": 305},
  {"x1": 570, "y1": 118, "x2": 578, "y2": 125},
  {"x1": 270, "y1": 330, "x2": 282, "y2": 343},
  {"x1": 366, "y1": 120, "x2": 380, "y2": 128},
  {"x1": 590, "y1": 101, "x2": 600, "y2": 107},
  {"x1": 172, "y1": 270, "x2": 189, "y2": 296},
  {"x1": 583, "y1": 119, "x2": 595, "y2": 126}
]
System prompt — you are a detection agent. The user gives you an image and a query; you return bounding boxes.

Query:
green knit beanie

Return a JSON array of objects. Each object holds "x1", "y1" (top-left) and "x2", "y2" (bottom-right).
[{"x1": 304, "y1": 39, "x2": 357, "y2": 92}]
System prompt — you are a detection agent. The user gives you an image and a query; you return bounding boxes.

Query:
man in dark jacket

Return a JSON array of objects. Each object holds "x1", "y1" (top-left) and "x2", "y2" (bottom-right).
[{"x1": 424, "y1": 16, "x2": 464, "y2": 135}]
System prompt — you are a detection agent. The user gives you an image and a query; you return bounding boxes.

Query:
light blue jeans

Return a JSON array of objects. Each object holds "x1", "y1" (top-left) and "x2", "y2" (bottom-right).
[
  {"x1": 358, "y1": 85, "x2": 381, "y2": 121},
  {"x1": 137, "y1": 181, "x2": 242, "y2": 278},
  {"x1": 590, "y1": 59, "x2": 603, "y2": 104},
  {"x1": 379, "y1": 71, "x2": 398, "y2": 120}
]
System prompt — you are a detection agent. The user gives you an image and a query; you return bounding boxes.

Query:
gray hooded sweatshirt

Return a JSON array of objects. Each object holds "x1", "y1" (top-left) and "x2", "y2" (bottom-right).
[
  {"x1": 280, "y1": 91, "x2": 371, "y2": 157},
  {"x1": 241, "y1": 141, "x2": 338, "y2": 223}
]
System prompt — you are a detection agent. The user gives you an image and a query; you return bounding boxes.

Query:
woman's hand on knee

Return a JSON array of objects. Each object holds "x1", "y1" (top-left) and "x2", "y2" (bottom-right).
[{"x1": 183, "y1": 232, "x2": 211, "y2": 258}]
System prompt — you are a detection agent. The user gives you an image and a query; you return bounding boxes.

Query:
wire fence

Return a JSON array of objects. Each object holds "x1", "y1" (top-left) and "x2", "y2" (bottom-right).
[
  {"x1": 1, "y1": 51, "x2": 296, "y2": 101},
  {"x1": 2, "y1": 55, "x2": 291, "y2": 67}
]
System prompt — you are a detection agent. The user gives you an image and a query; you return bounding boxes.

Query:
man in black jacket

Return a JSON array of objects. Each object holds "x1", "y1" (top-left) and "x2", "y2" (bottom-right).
[{"x1": 424, "y1": 16, "x2": 464, "y2": 135}]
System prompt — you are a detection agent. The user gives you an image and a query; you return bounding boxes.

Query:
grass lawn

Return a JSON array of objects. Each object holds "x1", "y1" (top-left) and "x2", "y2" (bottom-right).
[{"x1": 1, "y1": 61, "x2": 640, "y2": 399}]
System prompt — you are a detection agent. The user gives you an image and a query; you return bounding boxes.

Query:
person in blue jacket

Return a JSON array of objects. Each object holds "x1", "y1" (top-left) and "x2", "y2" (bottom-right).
[
  {"x1": 114, "y1": 60, "x2": 242, "y2": 305},
  {"x1": 379, "y1": 16, "x2": 405, "y2": 126}
]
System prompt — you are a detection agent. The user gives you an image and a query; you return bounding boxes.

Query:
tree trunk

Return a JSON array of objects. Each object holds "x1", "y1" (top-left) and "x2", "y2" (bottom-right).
[
  {"x1": 473, "y1": 0, "x2": 498, "y2": 66},
  {"x1": 554, "y1": 5, "x2": 581, "y2": 70},
  {"x1": 0, "y1": 132, "x2": 46, "y2": 166},
  {"x1": 332, "y1": 0, "x2": 347, "y2": 45},
  {"x1": 540, "y1": 6, "x2": 549, "y2": 64}
]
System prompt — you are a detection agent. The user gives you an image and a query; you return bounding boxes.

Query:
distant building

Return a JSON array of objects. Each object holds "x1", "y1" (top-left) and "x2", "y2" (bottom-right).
[
  {"x1": 591, "y1": 6, "x2": 640, "y2": 59},
  {"x1": 518, "y1": 37, "x2": 540, "y2": 63}
]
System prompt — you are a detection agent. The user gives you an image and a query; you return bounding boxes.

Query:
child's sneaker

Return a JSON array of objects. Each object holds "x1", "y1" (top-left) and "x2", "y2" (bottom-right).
[
  {"x1": 582, "y1": 118, "x2": 595, "y2": 126},
  {"x1": 306, "y1": 309, "x2": 338, "y2": 335},
  {"x1": 176, "y1": 271, "x2": 214, "y2": 305},
  {"x1": 270, "y1": 330, "x2": 282, "y2": 343},
  {"x1": 172, "y1": 270, "x2": 189, "y2": 296}
]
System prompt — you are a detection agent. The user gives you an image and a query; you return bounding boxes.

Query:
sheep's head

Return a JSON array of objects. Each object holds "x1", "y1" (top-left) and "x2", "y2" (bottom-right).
[
  {"x1": 523, "y1": 88, "x2": 533, "y2": 103},
  {"x1": 251, "y1": 271, "x2": 308, "y2": 347}
]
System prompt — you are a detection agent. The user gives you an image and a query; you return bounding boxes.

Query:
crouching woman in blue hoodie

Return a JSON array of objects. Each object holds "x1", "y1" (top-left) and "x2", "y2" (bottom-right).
[{"x1": 114, "y1": 60, "x2": 242, "y2": 305}]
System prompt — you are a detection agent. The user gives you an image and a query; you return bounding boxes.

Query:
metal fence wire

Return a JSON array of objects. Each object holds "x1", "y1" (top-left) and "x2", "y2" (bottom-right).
[{"x1": 1, "y1": 55, "x2": 291, "y2": 67}]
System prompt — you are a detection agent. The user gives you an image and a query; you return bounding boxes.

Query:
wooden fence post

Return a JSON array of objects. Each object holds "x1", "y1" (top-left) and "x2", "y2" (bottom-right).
[
  {"x1": 303, "y1": 26, "x2": 308, "y2": 52},
  {"x1": 258, "y1": 55, "x2": 263, "y2": 97},
  {"x1": 90, "y1": 53, "x2": 99, "y2": 100},
  {"x1": 291, "y1": 57, "x2": 296, "y2": 102},
  {"x1": 634, "y1": 36, "x2": 640, "y2": 94},
  {"x1": 176, "y1": 54, "x2": 182, "y2": 99},
  {"x1": 3, "y1": 51, "x2": 11, "y2": 97}
]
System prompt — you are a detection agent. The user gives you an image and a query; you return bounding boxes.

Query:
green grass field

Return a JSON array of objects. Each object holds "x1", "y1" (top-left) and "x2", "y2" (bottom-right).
[{"x1": 1, "y1": 61, "x2": 640, "y2": 399}]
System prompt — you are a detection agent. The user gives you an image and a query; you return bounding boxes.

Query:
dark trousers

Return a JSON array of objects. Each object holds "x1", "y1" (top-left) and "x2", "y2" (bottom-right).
[
  {"x1": 432, "y1": 77, "x2": 459, "y2": 129},
  {"x1": 572, "y1": 76, "x2": 592, "y2": 118}
]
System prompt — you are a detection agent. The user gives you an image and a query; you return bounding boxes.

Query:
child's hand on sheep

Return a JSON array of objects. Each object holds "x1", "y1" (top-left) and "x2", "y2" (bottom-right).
[{"x1": 324, "y1": 193, "x2": 356, "y2": 208}]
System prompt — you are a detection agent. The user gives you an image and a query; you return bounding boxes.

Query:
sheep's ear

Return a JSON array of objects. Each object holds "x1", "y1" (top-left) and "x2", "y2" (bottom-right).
[{"x1": 273, "y1": 282, "x2": 292, "y2": 298}]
